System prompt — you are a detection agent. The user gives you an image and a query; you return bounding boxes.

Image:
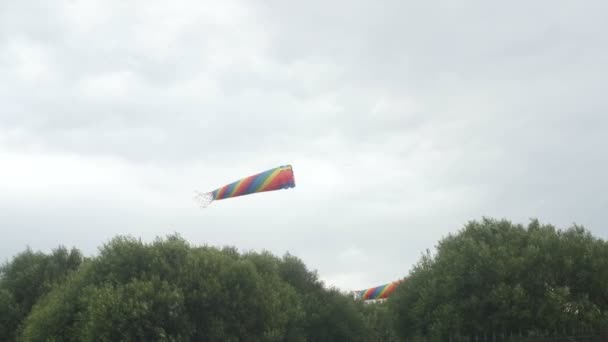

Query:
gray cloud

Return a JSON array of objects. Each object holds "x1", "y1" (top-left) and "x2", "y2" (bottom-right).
[{"x1": 1, "y1": 0, "x2": 607, "y2": 290}]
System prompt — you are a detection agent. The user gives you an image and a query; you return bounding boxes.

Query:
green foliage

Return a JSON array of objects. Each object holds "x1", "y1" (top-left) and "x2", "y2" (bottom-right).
[
  {"x1": 7, "y1": 217, "x2": 605, "y2": 340},
  {"x1": 389, "y1": 218, "x2": 608, "y2": 340},
  {"x1": 360, "y1": 302, "x2": 399, "y2": 341},
  {"x1": 302, "y1": 287, "x2": 368, "y2": 341},
  {"x1": 0, "y1": 288, "x2": 18, "y2": 341},
  {"x1": 19, "y1": 269, "x2": 89, "y2": 341},
  {"x1": 79, "y1": 278, "x2": 190, "y2": 341},
  {"x1": 0, "y1": 246, "x2": 82, "y2": 340},
  {"x1": 16, "y1": 234, "x2": 367, "y2": 341},
  {"x1": 276, "y1": 252, "x2": 369, "y2": 341}
]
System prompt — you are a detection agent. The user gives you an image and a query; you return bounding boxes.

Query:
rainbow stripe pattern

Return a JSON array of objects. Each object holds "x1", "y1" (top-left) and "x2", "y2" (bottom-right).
[
  {"x1": 356, "y1": 280, "x2": 403, "y2": 301},
  {"x1": 211, "y1": 165, "x2": 295, "y2": 201}
]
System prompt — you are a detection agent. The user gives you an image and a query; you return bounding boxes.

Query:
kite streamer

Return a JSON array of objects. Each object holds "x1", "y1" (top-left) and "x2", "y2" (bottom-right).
[
  {"x1": 195, "y1": 165, "x2": 296, "y2": 208},
  {"x1": 355, "y1": 280, "x2": 404, "y2": 301}
]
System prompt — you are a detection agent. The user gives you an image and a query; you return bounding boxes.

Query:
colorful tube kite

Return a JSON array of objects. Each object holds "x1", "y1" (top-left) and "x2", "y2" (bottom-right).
[
  {"x1": 355, "y1": 280, "x2": 403, "y2": 301},
  {"x1": 195, "y1": 165, "x2": 296, "y2": 207}
]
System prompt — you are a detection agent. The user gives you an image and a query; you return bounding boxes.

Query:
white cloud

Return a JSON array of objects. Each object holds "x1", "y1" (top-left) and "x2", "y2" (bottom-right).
[{"x1": 1, "y1": 0, "x2": 607, "y2": 291}]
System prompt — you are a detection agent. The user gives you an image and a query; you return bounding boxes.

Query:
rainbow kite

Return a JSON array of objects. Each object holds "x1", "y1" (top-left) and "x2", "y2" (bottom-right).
[
  {"x1": 355, "y1": 280, "x2": 403, "y2": 301},
  {"x1": 195, "y1": 165, "x2": 296, "y2": 207}
]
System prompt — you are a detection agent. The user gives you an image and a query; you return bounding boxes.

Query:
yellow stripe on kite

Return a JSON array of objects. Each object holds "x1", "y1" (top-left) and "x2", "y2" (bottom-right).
[{"x1": 257, "y1": 168, "x2": 282, "y2": 192}]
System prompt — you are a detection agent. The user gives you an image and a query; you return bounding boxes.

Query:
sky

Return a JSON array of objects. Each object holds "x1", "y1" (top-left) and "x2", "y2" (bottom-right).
[{"x1": 1, "y1": 0, "x2": 607, "y2": 291}]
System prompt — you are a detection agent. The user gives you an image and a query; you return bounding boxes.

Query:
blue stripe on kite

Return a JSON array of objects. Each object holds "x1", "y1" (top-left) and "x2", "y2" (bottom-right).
[
  {"x1": 244, "y1": 169, "x2": 273, "y2": 195},
  {"x1": 223, "y1": 181, "x2": 239, "y2": 198},
  {"x1": 371, "y1": 286, "x2": 383, "y2": 299}
]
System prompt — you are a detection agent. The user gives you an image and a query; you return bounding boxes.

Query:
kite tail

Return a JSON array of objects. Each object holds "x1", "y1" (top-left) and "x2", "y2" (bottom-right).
[{"x1": 194, "y1": 191, "x2": 214, "y2": 208}]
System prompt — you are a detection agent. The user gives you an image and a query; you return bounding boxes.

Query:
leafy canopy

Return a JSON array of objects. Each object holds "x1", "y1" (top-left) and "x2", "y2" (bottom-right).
[{"x1": 389, "y1": 218, "x2": 608, "y2": 339}]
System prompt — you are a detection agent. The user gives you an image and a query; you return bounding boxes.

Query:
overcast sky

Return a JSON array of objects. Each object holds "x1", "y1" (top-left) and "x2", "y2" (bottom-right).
[{"x1": 1, "y1": 0, "x2": 607, "y2": 291}]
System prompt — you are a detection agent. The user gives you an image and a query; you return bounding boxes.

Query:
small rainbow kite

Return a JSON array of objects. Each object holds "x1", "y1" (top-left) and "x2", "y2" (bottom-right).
[
  {"x1": 195, "y1": 165, "x2": 296, "y2": 208},
  {"x1": 355, "y1": 280, "x2": 404, "y2": 301}
]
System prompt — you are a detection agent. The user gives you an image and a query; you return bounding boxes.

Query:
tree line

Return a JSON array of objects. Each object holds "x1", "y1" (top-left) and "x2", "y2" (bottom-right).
[{"x1": 1, "y1": 218, "x2": 608, "y2": 341}]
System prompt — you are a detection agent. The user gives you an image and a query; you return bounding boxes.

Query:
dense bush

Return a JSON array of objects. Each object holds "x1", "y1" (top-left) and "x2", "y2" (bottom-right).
[
  {"x1": 2, "y1": 234, "x2": 367, "y2": 341},
  {"x1": 0, "y1": 246, "x2": 82, "y2": 340},
  {"x1": 389, "y1": 218, "x2": 608, "y2": 340},
  {"x1": 3, "y1": 218, "x2": 607, "y2": 341}
]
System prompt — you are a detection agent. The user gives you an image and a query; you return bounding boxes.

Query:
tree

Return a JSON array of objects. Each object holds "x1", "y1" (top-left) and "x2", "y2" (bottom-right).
[
  {"x1": 0, "y1": 288, "x2": 18, "y2": 341},
  {"x1": 0, "y1": 246, "x2": 82, "y2": 340},
  {"x1": 389, "y1": 218, "x2": 608, "y2": 340},
  {"x1": 18, "y1": 234, "x2": 369, "y2": 341},
  {"x1": 275, "y1": 253, "x2": 369, "y2": 341},
  {"x1": 360, "y1": 302, "x2": 399, "y2": 342}
]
